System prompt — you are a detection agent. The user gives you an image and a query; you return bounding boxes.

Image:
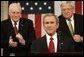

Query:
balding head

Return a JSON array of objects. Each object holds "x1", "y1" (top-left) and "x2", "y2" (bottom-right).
[
  {"x1": 60, "y1": 1, "x2": 74, "y2": 19},
  {"x1": 60, "y1": 1, "x2": 74, "y2": 10},
  {"x1": 8, "y1": 3, "x2": 22, "y2": 22},
  {"x1": 9, "y1": 3, "x2": 21, "y2": 13}
]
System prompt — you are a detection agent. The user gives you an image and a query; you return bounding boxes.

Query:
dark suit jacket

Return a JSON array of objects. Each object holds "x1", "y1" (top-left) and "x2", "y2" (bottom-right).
[
  {"x1": 58, "y1": 14, "x2": 83, "y2": 52},
  {"x1": 31, "y1": 34, "x2": 74, "y2": 53},
  {"x1": 1, "y1": 18, "x2": 36, "y2": 56}
]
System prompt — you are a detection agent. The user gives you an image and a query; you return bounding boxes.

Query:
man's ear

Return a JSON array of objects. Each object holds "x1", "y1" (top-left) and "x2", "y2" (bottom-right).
[
  {"x1": 8, "y1": 13, "x2": 10, "y2": 18},
  {"x1": 57, "y1": 23, "x2": 59, "y2": 29}
]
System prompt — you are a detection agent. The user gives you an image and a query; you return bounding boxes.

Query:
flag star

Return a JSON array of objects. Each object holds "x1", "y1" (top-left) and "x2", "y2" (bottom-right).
[
  {"x1": 30, "y1": 7, "x2": 33, "y2": 10},
  {"x1": 39, "y1": 7, "x2": 42, "y2": 10},
  {"x1": 22, "y1": 7, "x2": 24, "y2": 10},
  {"x1": 48, "y1": 6, "x2": 51, "y2": 10},
  {"x1": 17, "y1": 2, "x2": 20, "y2": 5},
  {"x1": 9, "y1": 1, "x2": 54, "y2": 13},
  {"x1": 35, "y1": 2, "x2": 38, "y2": 6},
  {"x1": 44, "y1": 2, "x2": 47, "y2": 5},
  {"x1": 26, "y1": 2, "x2": 29, "y2": 6}
]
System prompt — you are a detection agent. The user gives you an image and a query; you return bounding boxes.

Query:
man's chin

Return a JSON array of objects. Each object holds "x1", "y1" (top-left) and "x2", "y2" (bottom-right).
[
  {"x1": 13, "y1": 19, "x2": 19, "y2": 22},
  {"x1": 47, "y1": 32, "x2": 53, "y2": 35}
]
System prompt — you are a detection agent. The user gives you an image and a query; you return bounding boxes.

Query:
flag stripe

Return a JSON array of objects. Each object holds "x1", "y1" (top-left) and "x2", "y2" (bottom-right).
[
  {"x1": 54, "y1": 1, "x2": 61, "y2": 16},
  {"x1": 41, "y1": 14, "x2": 46, "y2": 37},
  {"x1": 82, "y1": 1, "x2": 83, "y2": 15},
  {"x1": 35, "y1": 14, "x2": 41, "y2": 38},
  {"x1": 22, "y1": 14, "x2": 28, "y2": 19},
  {"x1": 75, "y1": 1, "x2": 82, "y2": 14}
]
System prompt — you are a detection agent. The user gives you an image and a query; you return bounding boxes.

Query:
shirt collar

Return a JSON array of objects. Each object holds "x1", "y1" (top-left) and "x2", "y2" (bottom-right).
[
  {"x1": 46, "y1": 32, "x2": 57, "y2": 40},
  {"x1": 11, "y1": 19, "x2": 19, "y2": 27}
]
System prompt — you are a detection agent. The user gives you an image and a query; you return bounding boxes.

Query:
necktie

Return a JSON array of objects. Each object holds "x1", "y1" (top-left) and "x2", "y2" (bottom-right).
[
  {"x1": 13, "y1": 22, "x2": 18, "y2": 35},
  {"x1": 67, "y1": 20, "x2": 74, "y2": 36},
  {"x1": 49, "y1": 37, "x2": 55, "y2": 53}
]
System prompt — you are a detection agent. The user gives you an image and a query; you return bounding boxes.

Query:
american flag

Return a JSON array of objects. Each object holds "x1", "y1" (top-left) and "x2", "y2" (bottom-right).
[{"x1": 9, "y1": 1, "x2": 83, "y2": 38}]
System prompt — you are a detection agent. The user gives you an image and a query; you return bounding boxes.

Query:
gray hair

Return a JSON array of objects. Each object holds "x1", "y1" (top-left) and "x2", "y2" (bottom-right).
[
  {"x1": 9, "y1": 3, "x2": 21, "y2": 12},
  {"x1": 60, "y1": 1, "x2": 74, "y2": 9}
]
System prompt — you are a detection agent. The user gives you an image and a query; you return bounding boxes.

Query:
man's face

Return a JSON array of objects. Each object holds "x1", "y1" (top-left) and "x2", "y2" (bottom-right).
[
  {"x1": 61, "y1": 4, "x2": 74, "y2": 19},
  {"x1": 43, "y1": 16, "x2": 59, "y2": 35},
  {"x1": 9, "y1": 6, "x2": 21, "y2": 22}
]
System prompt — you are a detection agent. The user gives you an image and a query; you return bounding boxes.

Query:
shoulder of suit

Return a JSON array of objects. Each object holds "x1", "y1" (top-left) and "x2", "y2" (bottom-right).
[
  {"x1": 32, "y1": 38, "x2": 42, "y2": 44},
  {"x1": 74, "y1": 13, "x2": 83, "y2": 16},
  {"x1": 74, "y1": 14, "x2": 83, "y2": 21},
  {"x1": 33, "y1": 35, "x2": 46, "y2": 43},
  {"x1": 58, "y1": 15, "x2": 62, "y2": 18},
  {"x1": 1, "y1": 19, "x2": 10, "y2": 24},
  {"x1": 58, "y1": 15, "x2": 65, "y2": 20},
  {"x1": 20, "y1": 18, "x2": 33, "y2": 22},
  {"x1": 74, "y1": 13, "x2": 82, "y2": 18}
]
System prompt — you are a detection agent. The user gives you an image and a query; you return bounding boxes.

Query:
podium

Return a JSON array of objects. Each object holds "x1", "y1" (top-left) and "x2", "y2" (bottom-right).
[{"x1": 28, "y1": 52, "x2": 83, "y2": 56}]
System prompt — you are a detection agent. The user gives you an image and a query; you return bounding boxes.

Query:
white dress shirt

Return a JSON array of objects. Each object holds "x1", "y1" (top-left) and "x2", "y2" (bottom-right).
[
  {"x1": 46, "y1": 32, "x2": 58, "y2": 53},
  {"x1": 11, "y1": 19, "x2": 19, "y2": 30}
]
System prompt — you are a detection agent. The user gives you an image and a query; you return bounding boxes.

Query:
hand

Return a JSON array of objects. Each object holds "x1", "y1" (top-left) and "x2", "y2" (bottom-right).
[
  {"x1": 9, "y1": 36, "x2": 17, "y2": 47},
  {"x1": 73, "y1": 34, "x2": 83, "y2": 43},
  {"x1": 16, "y1": 33, "x2": 25, "y2": 45}
]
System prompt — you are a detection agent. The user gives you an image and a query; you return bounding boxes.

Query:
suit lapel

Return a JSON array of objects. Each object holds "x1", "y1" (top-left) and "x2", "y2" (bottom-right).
[
  {"x1": 43, "y1": 34, "x2": 64, "y2": 52},
  {"x1": 5, "y1": 19, "x2": 17, "y2": 42},
  {"x1": 7, "y1": 19, "x2": 15, "y2": 36},
  {"x1": 57, "y1": 35, "x2": 61, "y2": 52},
  {"x1": 41, "y1": 35, "x2": 49, "y2": 52},
  {"x1": 64, "y1": 18, "x2": 71, "y2": 34},
  {"x1": 62, "y1": 16, "x2": 72, "y2": 36},
  {"x1": 18, "y1": 19, "x2": 24, "y2": 34},
  {"x1": 74, "y1": 14, "x2": 77, "y2": 34},
  {"x1": 57, "y1": 34, "x2": 64, "y2": 52}
]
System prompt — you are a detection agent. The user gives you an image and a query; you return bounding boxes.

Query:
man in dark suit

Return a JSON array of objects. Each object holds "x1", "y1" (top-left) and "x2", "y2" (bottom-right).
[
  {"x1": 58, "y1": 2, "x2": 83, "y2": 52},
  {"x1": 31, "y1": 13, "x2": 74, "y2": 53},
  {"x1": 1, "y1": 3, "x2": 36, "y2": 56}
]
